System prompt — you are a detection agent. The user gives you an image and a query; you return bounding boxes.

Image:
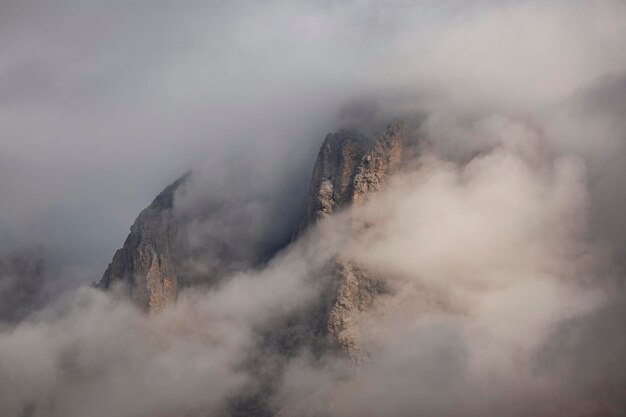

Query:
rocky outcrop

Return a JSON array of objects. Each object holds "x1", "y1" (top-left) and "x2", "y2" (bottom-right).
[
  {"x1": 303, "y1": 120, "x2": 405, "y2": 225},
  {"x1": 352, "y1": 120, "x2": 406, "y2": 205},
  {"x1": 303, "y1": 131, "x2": 373, "y2": 225},
  {"x1": 98, "y1": 173, "x2": 188, "y2": 312},
  {"x1": 303, "y1": 120, "x2": 407, "y2": 361}
]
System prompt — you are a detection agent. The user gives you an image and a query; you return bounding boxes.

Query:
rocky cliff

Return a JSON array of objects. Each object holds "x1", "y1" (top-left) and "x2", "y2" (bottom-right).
[
  {"x1": 303, "y1": 120, "x2": 405, "y2": 226},
  {"x1": 303, "y1": 120, "x2": 407, "y2": 361},
  {"x1": 99, "y1": 121, "x2": 408, "y2": 358},
  {"x1": 98, "y1": 173, "x2": 188, "y2": 312}
]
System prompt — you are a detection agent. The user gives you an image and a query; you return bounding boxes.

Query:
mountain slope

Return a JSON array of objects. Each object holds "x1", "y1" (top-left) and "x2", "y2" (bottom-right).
[
  {"x1": 303, "y1": 120, "x2": 407, "y2": 361},
  {"x1": 98, "y1": 173, "x2": 188, "y2": 312},
  {"x1": 99, "y1": 121, "x2": 408, "y2": 362}
]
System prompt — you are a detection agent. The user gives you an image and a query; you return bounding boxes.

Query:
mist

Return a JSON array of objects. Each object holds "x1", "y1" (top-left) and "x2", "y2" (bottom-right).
[{"x1": 1, "y1": 0, "x2": 626, "y2": 416}]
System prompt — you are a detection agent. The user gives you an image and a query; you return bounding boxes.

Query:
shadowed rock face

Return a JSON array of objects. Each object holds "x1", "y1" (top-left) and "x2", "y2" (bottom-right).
[
  {"x1": 98, "y1": 174, "x2": 188, "y2": 312},
  {"x1": 303, "y1": 131, "x2": 373, "y2": 225}
]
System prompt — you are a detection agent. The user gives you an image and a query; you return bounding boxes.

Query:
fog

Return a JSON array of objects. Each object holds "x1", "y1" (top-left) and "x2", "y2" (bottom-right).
[{"x1": 1, "y1": 0, "x2": 626, "y2": 416}]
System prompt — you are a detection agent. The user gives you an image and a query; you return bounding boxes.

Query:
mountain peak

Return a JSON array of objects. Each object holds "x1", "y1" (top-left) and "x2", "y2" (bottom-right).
[{"x1": 98, "y1": 120, "x2": 409, "y2": 347}]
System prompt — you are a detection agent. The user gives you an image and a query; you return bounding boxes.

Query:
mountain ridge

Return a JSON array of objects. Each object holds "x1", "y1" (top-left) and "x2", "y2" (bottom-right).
[{"x1": 98, "y1": 120, "x2": 409, "y2": 361}]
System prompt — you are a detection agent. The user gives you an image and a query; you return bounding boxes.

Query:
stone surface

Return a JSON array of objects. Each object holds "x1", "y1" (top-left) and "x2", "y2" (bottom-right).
[
  {"x1": 303, "y1": 130, "x2": 373, "y2": 224},
  {"x1": 304, "y1": 120, "x2": 405, "y2": 224},
  {"x1": 97, "y1": 173, "x2": 188, "y2": 312},
  {"x1": 302, "y1": 120, "x2": 407, "y2": 361}
]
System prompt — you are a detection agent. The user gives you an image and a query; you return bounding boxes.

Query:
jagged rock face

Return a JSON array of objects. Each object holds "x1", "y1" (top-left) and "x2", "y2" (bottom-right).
[
  {"x1": 304, "y1": 131, "x2": 373, "y2": 224},
  {"x1": 98, "y1": 174, "x2": 188, "y2": 312},
  {"x1": 303, "y1": 120, "x2": 408, "y2": 361},
  {"x1": 99, "y1": 121, "x2": 407, "y2": 351},
  {"x1": 305, "y1": 120, "x2": 405, "y2": 224},
  {"x1": 352, "y1": 120, "x2": 405, "y2": 206},
  {"x1": 98, "y1": 171, "x2": 293, "y2": 313}
]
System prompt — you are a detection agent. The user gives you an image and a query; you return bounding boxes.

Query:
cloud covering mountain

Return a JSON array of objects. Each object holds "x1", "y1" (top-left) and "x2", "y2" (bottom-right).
[{"x1": 1, "y1": 1, "x2": 626, "y2": 416}]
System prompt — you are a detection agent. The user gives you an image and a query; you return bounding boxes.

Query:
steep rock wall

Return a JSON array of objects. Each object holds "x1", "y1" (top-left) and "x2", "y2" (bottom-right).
[
  {"x1": 303, "y1": 120, "x2": 407, "y2": 361},
  {"x1": 98, "y1": 174, "x2": 188, "y2": 312}
]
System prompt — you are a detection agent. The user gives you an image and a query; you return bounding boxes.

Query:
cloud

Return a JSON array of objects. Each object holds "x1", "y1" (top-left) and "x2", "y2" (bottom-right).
[
  {"x1": 0, "y1": 228, "x2": 336, "y2": 417},
  {"x1": 0, "y1": 0, "x2": 625, "y2": 416},
  {"x1": 272, "y1": 110, "x2": 622, "y2": 416}
]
